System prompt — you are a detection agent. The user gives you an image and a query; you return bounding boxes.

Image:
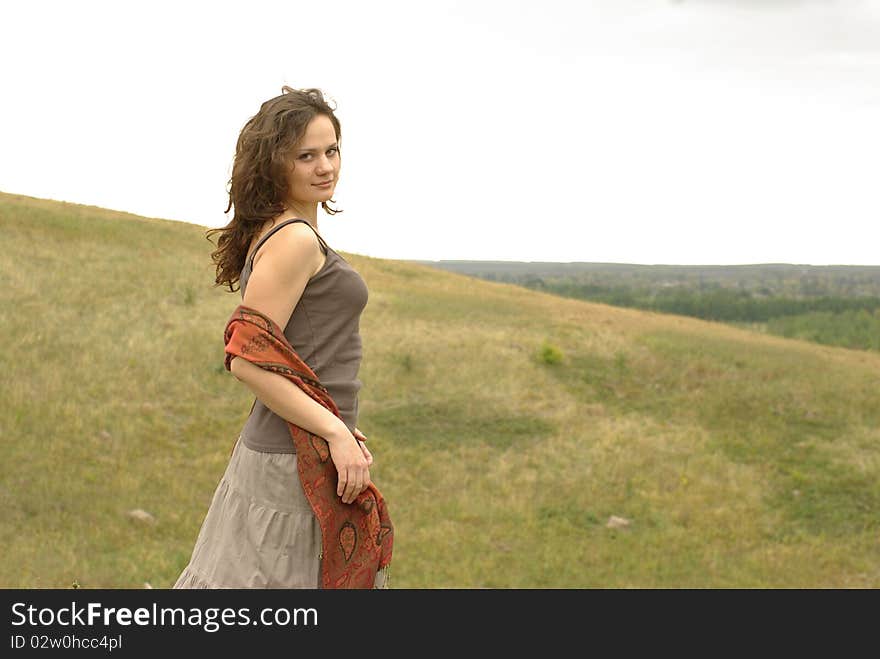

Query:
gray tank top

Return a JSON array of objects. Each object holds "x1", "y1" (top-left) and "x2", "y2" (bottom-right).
[{"x1": 237, "y1": 218, "x2": 369, "y2": 453}]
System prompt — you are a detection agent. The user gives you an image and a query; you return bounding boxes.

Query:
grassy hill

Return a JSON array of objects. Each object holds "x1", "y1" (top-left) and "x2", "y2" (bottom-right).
[{"x1": 1, "y1": 190, "x2": 878, "y2": 588}]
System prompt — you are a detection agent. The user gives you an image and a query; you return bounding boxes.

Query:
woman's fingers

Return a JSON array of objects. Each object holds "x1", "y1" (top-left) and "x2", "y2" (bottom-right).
[
  {"x1": 337, "y1": 466, "x2": 348, "y2": 498},
  {"x1": 339, "y1": 463, "x2": 360, "y2": 503},
  {"x1": 329, "y1": 435, "x2": 371, "y2": 503},
  {"x1": 344, "y1": 467, "x2": 368, "y2": 504},
  {"x1": 347, "y1": 465, "x2": 372, "y2": 503},
  {"x1": 351, "y1": 472, "x2": 363, "y2": 503},
  {"x1": 358, "y1": 440, "x2": 373, "y2": 466},
  {"x1": 343, "y1": 471, "x2": 356, "y2": 503}
]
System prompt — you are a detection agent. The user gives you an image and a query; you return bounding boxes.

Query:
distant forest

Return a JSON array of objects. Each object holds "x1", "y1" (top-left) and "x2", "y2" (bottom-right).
[{"x1": 413, "y1": 261, "x2": 880, "y2": 352}]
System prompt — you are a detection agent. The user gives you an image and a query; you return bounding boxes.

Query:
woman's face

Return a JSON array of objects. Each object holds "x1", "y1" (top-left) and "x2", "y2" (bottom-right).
[{"x1": 285, "y1": 114, "x2": 341, "y2": 206}]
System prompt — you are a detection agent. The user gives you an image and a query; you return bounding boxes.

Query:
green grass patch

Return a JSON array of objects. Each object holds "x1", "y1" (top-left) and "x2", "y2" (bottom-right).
[{"x1": 368, "y1": 398, "x2": 556, "y2": 450}]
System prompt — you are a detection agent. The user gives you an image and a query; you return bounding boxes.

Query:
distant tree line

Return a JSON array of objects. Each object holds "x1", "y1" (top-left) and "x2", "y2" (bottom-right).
[
  {"x1": 428, "y1": 262, "x2": 880, "y2": 353},
  {"x1": 523, "y1": 282, "x2": 880, "y2": 353},
  {"x1": 767, "y1": 309, "x2": 880, "y2": 352},
  {"x1": 538, "y1": 284, "x2": 880, "y2": 323}
]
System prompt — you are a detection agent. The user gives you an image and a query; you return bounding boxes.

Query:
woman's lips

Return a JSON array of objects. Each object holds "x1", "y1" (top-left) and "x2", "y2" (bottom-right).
[{"x1": 314, "y1": 181, "x2": 333, "y2": 188}]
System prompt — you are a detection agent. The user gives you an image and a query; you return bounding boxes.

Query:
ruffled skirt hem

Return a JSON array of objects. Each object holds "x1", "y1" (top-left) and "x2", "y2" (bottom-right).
[{"x1": 172, "y1": 436, "x2": 389, "y2": 589}]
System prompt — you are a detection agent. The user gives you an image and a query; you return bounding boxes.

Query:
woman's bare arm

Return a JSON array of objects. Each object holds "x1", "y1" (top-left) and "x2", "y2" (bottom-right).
[
  {"x1": 228, "y1": 222, "x2": 370, "y2": 503},
  {"x1": 231, "y1": 358, "x2": 351, "y2": 444}
]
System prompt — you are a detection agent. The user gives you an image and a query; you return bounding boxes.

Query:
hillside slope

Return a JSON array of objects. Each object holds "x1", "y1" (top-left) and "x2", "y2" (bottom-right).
[{"x1": 1, "y1": 191, "x2": 878, "y2": 588}]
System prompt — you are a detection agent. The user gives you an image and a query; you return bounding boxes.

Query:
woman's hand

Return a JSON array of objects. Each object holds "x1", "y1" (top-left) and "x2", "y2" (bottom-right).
[
  {"x1": 353, "y1": 427, "x2": 373, "y2": 466},
  {"x1": 326, "y1": 428, "x2": 371, "y2": 504}
]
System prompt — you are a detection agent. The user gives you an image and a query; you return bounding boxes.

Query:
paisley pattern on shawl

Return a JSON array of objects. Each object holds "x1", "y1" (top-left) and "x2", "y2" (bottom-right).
[{"x1": 223, "y1": 304, "x2": 393, "y2": 589}]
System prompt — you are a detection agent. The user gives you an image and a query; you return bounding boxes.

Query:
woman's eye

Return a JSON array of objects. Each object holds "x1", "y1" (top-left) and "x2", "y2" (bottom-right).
[{"x1": 299, "y1": 148, "x2": 337, "y2": 160}]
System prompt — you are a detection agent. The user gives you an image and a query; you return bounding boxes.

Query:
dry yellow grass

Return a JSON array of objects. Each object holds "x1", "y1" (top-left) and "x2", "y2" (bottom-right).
[{"x1": 1, "y1": 190, "x2": 878, "y2": 588}]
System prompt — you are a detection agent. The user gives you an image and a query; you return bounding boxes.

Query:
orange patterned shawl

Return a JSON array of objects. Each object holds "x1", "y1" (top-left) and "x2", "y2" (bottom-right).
[{"x1": 223, "y1": 304, "x2": 393, "y2": 589}]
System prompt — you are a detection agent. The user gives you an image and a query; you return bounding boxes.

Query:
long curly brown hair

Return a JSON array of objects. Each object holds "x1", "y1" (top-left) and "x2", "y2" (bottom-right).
[{"x1": 206, "y1": 86, "x2": 343, "y2": 292}]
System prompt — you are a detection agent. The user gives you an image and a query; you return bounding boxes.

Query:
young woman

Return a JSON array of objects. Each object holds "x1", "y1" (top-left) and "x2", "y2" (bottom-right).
[{"x1": 173, "y1": 86, "x2": 389, "y2": 589}]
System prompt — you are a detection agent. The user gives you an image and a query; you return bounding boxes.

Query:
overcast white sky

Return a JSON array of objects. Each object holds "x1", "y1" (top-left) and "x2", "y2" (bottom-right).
[{"x1": 2, "y1": 0, "x2": 878, "y2": 265}]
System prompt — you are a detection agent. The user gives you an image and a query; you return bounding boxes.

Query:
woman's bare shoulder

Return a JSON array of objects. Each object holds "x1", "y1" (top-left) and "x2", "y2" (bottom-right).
[
  {"x1": 250, "y1": 220, "x2": 326, "y2": 277},
  {"x1": 241, "y1": 222, "x2": 326, "y2": 331}
]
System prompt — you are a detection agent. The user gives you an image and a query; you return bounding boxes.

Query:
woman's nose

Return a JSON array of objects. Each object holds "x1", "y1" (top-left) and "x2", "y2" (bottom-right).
[{"x1": 316, "y1": 154, "x2": 334, "y2": 173}]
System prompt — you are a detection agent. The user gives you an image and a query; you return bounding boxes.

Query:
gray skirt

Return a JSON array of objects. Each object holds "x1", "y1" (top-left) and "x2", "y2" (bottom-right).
[{"x1": 173, "y1": 435, "x2": 388, "y2": 589}]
